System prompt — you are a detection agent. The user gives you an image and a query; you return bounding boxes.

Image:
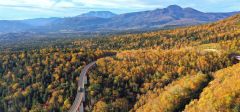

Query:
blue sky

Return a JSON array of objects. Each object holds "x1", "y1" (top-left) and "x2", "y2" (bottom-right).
[{"x1": 0, "y1": 0, "x2": 240, "y2": 20}]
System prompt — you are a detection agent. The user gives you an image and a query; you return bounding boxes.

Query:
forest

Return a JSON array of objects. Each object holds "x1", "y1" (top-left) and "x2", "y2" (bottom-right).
[
  {"x1": 0, "y1": 14, "x2": 239, "y2": 112},
  {"x1": 0, "y1": 49, "x2": 115, "y2": 111}
]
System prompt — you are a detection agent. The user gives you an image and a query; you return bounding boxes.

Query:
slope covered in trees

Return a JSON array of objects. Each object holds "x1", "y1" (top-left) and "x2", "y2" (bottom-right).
[
  {"x1": 74, "y1": 14, "x2": 240, "y2": 50},
  {"x1": 84, "y1": 14, "x2": 240, "y2": 112},
  {"x1": 135, "y1": 73, "x2": 209, "y2": 112},
  {"x1": 184, "y1": 63, "x2": 240, "y2": 112},
  {"x1": 86, "y1": 45, "x2": 236, "y2": 111}
]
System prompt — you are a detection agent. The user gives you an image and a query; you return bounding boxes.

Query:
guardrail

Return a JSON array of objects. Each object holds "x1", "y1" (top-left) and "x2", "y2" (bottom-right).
[{"x1": 236, "y1": 56, "x2": 240, "y2": 60}]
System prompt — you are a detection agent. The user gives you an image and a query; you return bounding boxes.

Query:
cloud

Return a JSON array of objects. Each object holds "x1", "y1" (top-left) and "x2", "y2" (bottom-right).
[
  {"x1": 0, "y1": 4, "x2": 61, "y2": 12},
  {"x1": 54, "y1": 1, "x2": 75, "y2": 8},
  {"x1": 0, "y1": 0, "x2": 240, "y2": 11}
]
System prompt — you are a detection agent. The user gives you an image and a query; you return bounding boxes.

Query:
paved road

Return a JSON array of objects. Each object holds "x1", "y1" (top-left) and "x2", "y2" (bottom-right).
[{"x1": 69, "y1": 61, "x2": 96, "y2": 112}]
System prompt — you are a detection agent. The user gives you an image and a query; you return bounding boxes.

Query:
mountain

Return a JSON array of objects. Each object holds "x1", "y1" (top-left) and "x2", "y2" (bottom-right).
[
  {"x1": 79, "y1": 11, "x2": 117, "y2": 18},
  {"x1": 21, "y1": 17, "x2": 60, "y2": 26},
  {"x1": 104, "y1": 5, "x2": 239, "y2": 30},
  {"x1": 0, "y1": 18, "x2": 61, "y2": 34},
  {"x1": 0, "y1": 5, "x2": 239, "y2": 34},
  {"x1": 0, "y1": 20, "x2": 30, "y2": 33}
]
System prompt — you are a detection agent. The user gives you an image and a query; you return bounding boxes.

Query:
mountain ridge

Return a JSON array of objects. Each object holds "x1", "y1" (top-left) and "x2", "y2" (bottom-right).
[{"x1": 0, "y1": 5, "x2": 239, "y2": 34}]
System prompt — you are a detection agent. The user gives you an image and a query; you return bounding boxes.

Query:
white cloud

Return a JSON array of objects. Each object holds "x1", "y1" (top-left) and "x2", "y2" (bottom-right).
[
  {"x1": 0, "y1": 0, "x2": 55, "y2": 8},
  {"x1": 0, "y1": 0, "x2": 162, "y2": 11},
  {"x1": 54, "y1": 1, "x2": 75, "y2": 8},
  {"x1": 0, "y1": 0, "x2": 240, "y2": 11}
]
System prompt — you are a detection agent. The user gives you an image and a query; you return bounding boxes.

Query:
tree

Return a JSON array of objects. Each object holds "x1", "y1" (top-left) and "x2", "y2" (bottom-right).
[{"x1": 93, "y1": 101, "x2": 108, "y2": 112}]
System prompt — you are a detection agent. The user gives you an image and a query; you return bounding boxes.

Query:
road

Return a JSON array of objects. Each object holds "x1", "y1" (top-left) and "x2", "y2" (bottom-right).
[{"x1": 69, "y1": 61, "x2": 96, "y2": 112}]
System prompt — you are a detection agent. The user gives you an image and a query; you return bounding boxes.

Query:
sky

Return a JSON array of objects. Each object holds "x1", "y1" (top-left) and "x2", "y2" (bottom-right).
[{"x1": 0, "y1": 0, "x2": 240, "y2": 20}]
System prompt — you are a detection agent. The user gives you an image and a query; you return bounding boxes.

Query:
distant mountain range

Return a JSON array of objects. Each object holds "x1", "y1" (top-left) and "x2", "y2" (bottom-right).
[{"x1": 0, "y1": 5, "x2": 239, "y2": 34}]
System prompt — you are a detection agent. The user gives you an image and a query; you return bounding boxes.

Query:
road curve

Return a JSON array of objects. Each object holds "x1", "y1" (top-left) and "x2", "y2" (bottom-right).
[{"x1": 69, "y1": 61, "x2": 96, "y2": 112}]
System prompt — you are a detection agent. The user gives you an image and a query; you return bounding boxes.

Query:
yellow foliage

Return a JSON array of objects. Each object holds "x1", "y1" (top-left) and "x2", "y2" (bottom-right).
[{"x1": 185, "y1": 63, "x2": 240, "y2": 112}]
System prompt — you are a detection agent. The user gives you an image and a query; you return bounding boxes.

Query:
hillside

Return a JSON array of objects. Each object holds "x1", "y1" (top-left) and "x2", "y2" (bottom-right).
[
  {"x1": 0, "y1": 13, "x2": 240, "y2": 112},
  {"x1": 83, "y1": 14, "x2": 240, "y2": 111},
  {"x1": 74, "y1": 14, "x2": 240, "y2": 50},
  {"x1": 184, "y1": 63, "x2": 240, "y2": 112}
]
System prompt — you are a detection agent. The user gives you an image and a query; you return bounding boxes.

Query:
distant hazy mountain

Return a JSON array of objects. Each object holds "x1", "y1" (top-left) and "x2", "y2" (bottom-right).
[
  {"x1": 0, "y1": 21, "x2": 30, "y2": 33},
  {"x1": 22, "y1": 17, "x2": 60, "y2": 26},
  {"x1": 0, "y1": 5, "x2": 239, "y2": 34},
  {"x1": 79, "y1": 11, "x2": 117, "y2": 18}
]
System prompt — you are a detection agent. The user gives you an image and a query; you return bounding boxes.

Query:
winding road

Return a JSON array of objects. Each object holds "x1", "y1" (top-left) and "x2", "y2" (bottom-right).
[{"x1": 69, "y1": 61, "x2": 96, "y2": 112}]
